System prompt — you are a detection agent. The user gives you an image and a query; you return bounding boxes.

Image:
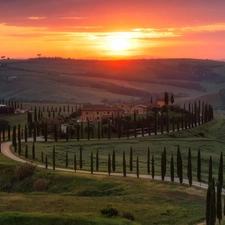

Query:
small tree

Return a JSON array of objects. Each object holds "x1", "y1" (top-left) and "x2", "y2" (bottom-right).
[
  {"x1": 164, "y1": 92, "x2": 169, "y2": 105},
  {"x1": 170, "y1": 154, "x2": 174, "y2": 182},
  {"x1": 123, "y1": 151, "x2": 126, "y2": 177},
  {"x1": 152, "y1": 155, "x2": 155, "y2": 179},
  {"x1": 129, "y1": 146, "x2": 133, "y2": 172},
  {"x1": 91, "y1": 151, "x2": 94, "y2": 174},
  {"x1": 112, "y1": 149, "x2": 116, "y2": 172},
  {"x1": 96, "y1": 149, "x2": 99, "y2": 171},
  {"x1": 147, "y1": 147, "x2": 150, "y2": 175},
  {"x1": 108, "y1": 153, "x2": 111, "y2": 175},
  {"x1": 136, "y1": 156, "x2": 139, "y2": 178}
]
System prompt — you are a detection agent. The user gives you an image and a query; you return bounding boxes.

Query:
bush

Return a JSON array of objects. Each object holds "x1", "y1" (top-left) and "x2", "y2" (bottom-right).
[
  {"x1": 122, "y1": 211, "x2": 135, "y2": 221},
  {"x1": 100, "y1": 205, "x2": 119, "y2": 217},
  {"x1": 14, "y1": 163, "x2": 36, "y2": 181},
  {"x1": 33, "y1": 178, "x2": 50, "y2": 192}
]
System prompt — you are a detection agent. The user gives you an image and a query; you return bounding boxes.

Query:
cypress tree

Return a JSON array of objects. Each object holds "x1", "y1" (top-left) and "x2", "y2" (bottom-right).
[
  {"x1": 147, "y1": 147, "x2": 150, "y2": 175},
  {"x1": 65, "y1": 151, "x2": 68, "y2": 168},
  {"x1": 164, "y1": 92, "x2": 169, "y2": 105},
  {"x1": 152, "y1": 155, "x2": 155, "y2": 179},
  {"x1": 33, "y1": 122, "x2": 36, "y2": 142},
  {"x1": 177, "y1": 145, "x2": 181, "y2": 178},
  {"x1": 108, "y1": 119, "x2": 111, "y2": 140},
  {"x1": 161, "y1": 151, "x2": 165, "y2": 180},
  {"x1": 74, "y1": 154, "x2": 77, "y2": 172},
  {"x1": 170, "y1": 94, "x2": 174, "y2": 104},
  {"x1": 44, "y1": 122, "x2": 48, "y2": 142},
  {"x1": 91, "y1": 151, "x2": 94, "y2": 174},
  {"x1": 97, "y1": 121, "x2": 100, "y2": 140},
  {"x1": 79, "y1": 146, "x2": 82, "y2": 169},
  {"x1": 172, "y1": 114, "x2": 175, "y2": 132},
  {"x1": 45, "y1": 155, "x2": 48, "y2": 169},
  {"x1": 160, "y1": 112, "x2": 163, "y2": 134},
  {"x1": 197, "y1": 149, "x2": 201, "y2": 182},
  {"x1": 208, "y1": 156, "x2": 213, "y2": 185},
  {"x1": 108, "y1": 153, "x2": 111, "y2": 175},
  {"x1": 7, "y1": 125, "x2": 10, "y2": 141},
  {"x1": 134, "y1": 111, "x2": 137, "y2": 138},
  {"x1": 34, "y1": 106, "x2": 37, "y2": 122},
  {"x1": 217, "y1": 182, "x2": 222, "y2": 224},
  {"x1": 53, "y1": 146, "x2": 55, "y2": 171},
  {"x1": 32, "y1": 142, "x2": 35, "y2": 160},
  {"x1": 166, "y1": 110, "x2": 169, "y2": 133},
  {"x1": 224, "y1": 196, "x2": 225, "y2": 216},
  {"x1": 81, "y1": 122, "x2": 84, "y2": 139},
  {"x1": 123, "y1": 151, "x2": 126, "y2": 177},
  {"x1": 154, "y1": 111, "x2": 157, "y2": 135},
  {"x1": 54, "y1": 124, "x2": 57, "y2": 142},
  {"x1": 96, "y1": 149, "x2": 99, "y2": 171},
  {"x1": 66, "y1": 126, "x2": 69, "y2": 142},
  {"x1": 76, "y1": 123, "x2": 80, "y2": 141},
  {"x1": 112, "y1": 149, "x2": 116, "y2": 172},
  {"x1": 25, "y1": 145, "x2": 28, "y2": 158},
  {"x1": 187, "y1": 148, "x2": 192, "y2": 186},
  {"x1": 218, "y1": 152, "x2": 223, "y2": 186},
  {"x1": 18, "y1": 124, "x2": 21, "y2": 155},
  {"x1": 87, "y1": 119, "x2": 90, "y2": 140},
  {"x1": 170, "y1": 154, "x2": 174, "y2": 182},
  {"x1": 179, "y1": 155, "x2": 183, "y2": 184},
  {"x1": 129, "y1": 146, "x2": 133, "y2": 172},
  {"x1": 136, "y1": 156, "x2": 139, "y2": 178},
  {"x1": 24, "y1": 125, "x2": 28, "y2": 142}
]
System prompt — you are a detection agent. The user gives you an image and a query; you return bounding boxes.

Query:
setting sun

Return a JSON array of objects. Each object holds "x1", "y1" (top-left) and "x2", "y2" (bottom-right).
[
  {"x1": 107, "y1": 33, "x2": 130, "y2": 52},
  {"x1": 104, "y1": 33, "x2": 133, "y2": 56}
]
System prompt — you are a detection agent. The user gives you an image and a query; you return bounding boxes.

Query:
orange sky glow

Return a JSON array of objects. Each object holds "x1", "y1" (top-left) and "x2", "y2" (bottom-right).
[{"x1": 1, "y1": 0, "x2": 225, "y2": 60}]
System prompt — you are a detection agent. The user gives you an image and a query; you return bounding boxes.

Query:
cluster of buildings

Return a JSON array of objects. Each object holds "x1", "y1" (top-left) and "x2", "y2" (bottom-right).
[{"x1": 80, "y1": 99, "x2": 167, "y2": 122}]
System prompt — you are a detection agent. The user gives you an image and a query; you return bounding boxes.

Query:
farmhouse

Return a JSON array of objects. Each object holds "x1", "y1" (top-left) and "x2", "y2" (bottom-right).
[
  {"x1": 117, "y1": 103, "x2": 148, "y2": 114},
  {"x1": 81, "y1": 104, "x2": 123, "y2": 122}
]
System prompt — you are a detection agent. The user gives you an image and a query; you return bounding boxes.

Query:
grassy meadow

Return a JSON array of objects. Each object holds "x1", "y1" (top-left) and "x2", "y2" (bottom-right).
[{"x1": 1, "y1": 109, "x2": 225, "y2": 224}]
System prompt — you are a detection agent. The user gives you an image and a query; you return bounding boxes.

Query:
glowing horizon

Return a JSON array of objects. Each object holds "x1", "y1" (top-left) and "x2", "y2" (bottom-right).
[{"x1": 1, "y1": 0, "x2": 225, "y2": 60}]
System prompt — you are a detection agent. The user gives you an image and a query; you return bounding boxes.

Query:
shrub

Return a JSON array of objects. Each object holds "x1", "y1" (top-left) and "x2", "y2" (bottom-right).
[
  {"x1": 122, "y1": 211, "x2": 135, "y2": 221},
  {"x1": 14, "y1": 163, "x2": 36, "y2": 181},
  {"x1": 33, "y1": 178, "x2": 49, "y2": 192},
  {"x1": 100, "y1": 205, "x2": 118, "y2": 217}
]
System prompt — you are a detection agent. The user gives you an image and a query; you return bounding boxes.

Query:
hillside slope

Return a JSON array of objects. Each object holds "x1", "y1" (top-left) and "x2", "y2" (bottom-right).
[{"x1": 0, "y1": 58, "x2": 225, "y2": 107}]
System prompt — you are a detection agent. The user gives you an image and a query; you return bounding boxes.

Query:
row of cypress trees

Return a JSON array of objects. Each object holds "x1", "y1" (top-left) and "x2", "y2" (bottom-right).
[{"x1": 18, "y1": 143, "x2": 223, "y2": 188}]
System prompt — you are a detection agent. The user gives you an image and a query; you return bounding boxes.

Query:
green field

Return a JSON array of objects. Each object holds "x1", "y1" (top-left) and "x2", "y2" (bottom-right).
[{"x1": 1, "y1": 111, "x2": 225, "y2": 224}]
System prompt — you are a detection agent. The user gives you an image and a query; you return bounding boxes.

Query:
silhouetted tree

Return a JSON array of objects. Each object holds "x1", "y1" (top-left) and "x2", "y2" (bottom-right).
[
  {"x1": 136, "y1": 156, "x2": 139, "y2": 178},
  {"x1": 129, "y1": 146, "x2": 133, "y2": 172}
]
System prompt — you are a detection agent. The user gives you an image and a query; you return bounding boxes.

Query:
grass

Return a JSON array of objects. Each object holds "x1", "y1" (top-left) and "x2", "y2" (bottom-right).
[
  {"x1": 14, "y1": 117, "x2": 225, "y2": 186},
  {"x1": 0, "y1": 212, "x2": 138, "y2": 225},
  {"x1": 1, "y1": 107, "x2": 225, "y2": 224},
  {"x1": 0, "y1": 152, "x2": 207, "y2": 225}
]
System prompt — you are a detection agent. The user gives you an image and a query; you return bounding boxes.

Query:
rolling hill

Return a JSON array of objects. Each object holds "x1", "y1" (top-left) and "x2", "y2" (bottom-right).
[{"x1": 0, "y1": 58, "x2": 225, "y2": 108}]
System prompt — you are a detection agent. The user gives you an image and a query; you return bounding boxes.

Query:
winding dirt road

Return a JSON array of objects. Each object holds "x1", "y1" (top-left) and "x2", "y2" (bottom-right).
[{"x1": 1, "y1": 141, "x2": 209, "y2": 190}]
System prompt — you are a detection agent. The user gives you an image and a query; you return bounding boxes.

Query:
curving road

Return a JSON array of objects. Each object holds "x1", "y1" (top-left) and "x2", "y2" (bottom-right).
[{"x1": 0, "y1": 141, "x2": 210, "y2": 191}]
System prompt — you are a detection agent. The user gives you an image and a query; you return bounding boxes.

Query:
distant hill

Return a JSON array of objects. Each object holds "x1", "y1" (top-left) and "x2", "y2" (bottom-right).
[{"x1": 0, "y1": 58, "x2": 225, "y2": 108}]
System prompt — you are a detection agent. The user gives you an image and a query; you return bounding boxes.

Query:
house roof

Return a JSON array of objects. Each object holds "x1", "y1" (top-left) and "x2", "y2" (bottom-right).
[{"x1": 82, "y1": 104, "x2": 122, "y2": 111}]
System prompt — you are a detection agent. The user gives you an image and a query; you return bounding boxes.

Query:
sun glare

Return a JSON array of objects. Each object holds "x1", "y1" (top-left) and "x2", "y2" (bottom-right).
[{"x1": 105, "y1": 33, "x2": 132, "y2": 56}]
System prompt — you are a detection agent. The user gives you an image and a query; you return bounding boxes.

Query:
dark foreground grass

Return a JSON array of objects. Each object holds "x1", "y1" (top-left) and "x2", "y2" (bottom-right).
[{"x1": 0, "y1": 212, "x2": 138, "y2": 225}]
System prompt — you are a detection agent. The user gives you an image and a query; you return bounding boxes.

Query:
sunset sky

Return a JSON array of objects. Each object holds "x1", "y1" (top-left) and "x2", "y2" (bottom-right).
[{"x1": 1, "y1": 0, "x2": 225, "y2": 60}]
